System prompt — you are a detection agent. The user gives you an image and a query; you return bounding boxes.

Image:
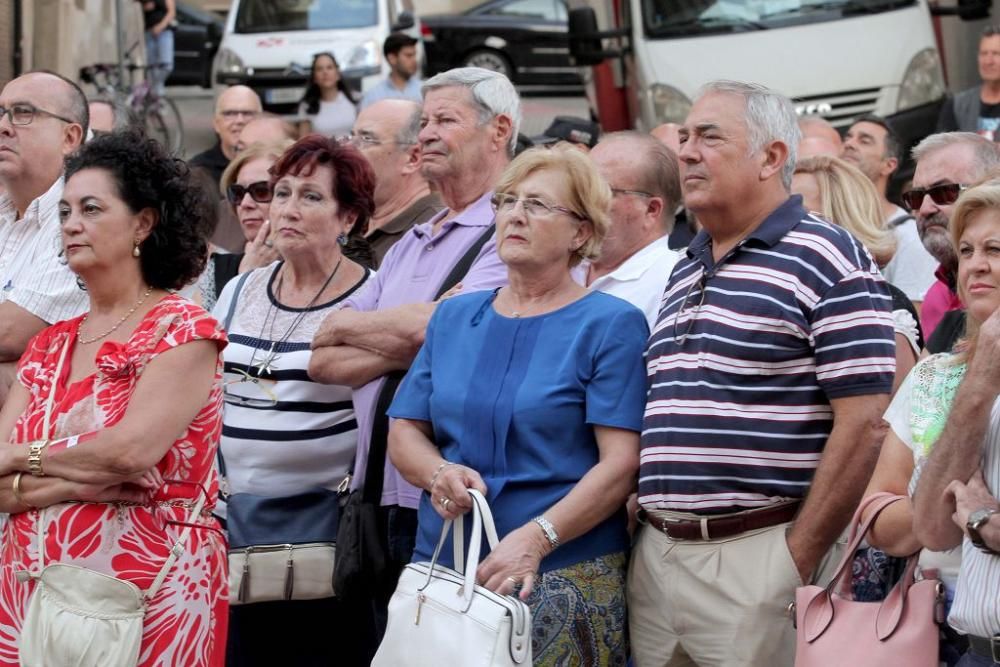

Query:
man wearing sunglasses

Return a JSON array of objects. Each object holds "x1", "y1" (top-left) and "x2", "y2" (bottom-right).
[
  {"x1": 0, "y1": 72, "x2": 90, "y2": 404},
  {"x1": 842, "y1": 115, "x2": 938, "y2": 312},
  {"x1": 904, "y1": 132, "x2": 1000, "y2": 346}
]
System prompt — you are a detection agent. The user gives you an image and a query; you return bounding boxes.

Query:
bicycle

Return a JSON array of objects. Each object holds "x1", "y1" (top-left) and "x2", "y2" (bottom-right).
[{"x1": 79, "y1": 45, "x2": 185, "y2": 155}]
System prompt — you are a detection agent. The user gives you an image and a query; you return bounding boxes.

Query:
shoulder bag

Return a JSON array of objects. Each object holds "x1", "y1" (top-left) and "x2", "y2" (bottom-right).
[
  {"x1": 372, "y1": 489, "x2": 532, "y2": 667},
  {"x1": 334, "y1": 223, "x2": 496, "y2": 600},
  {"x1": 791, "y1": 492, "x2": 946, "y2": 667},
  {"x1": 219, "y1": 269, "x2": 348, "y2": 605},
  {"x1": 18, "y1": 335, "x2": 209, "y2": 667}
]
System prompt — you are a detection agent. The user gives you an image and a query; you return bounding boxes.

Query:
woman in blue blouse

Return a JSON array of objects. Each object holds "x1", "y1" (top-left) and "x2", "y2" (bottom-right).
[{"x1": 387, "y1": 145, "x2": 649, "y2": 665}]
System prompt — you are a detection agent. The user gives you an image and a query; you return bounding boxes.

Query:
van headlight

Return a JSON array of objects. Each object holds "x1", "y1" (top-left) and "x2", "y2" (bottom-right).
[
  {"x1": 897, "y1": 48, "x2": 945, "y2": 111},
  {"x1": 345, "y1": 41, "x2": 381, "y2": 78},
  {"x1": 651, "y1": 84, "x2": 692, "y2": 125},
  {"x1": 217, "y1": 48, "x2": 246, "y2": 77}
]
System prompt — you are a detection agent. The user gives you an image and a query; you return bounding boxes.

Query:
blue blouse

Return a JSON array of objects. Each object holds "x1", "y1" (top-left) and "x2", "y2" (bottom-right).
[{"x1": 388, "y1": 288, "x2": 649, "y2": 572}]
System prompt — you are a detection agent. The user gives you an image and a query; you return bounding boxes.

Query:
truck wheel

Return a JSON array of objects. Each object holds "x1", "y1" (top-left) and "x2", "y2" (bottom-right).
[{"x1": 462, "y1": 50, "x2": 513, "y2": 81}]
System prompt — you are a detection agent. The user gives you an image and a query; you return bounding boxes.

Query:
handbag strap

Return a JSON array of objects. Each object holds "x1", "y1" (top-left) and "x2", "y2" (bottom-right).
[
  {"x1": 35, "y1": 335, "x2": 72, "y2": 570},
  {"x1": 143, "y1": 486, "x2": 209, "y2": 604},
  {"x1": 826, "y1": 492, "x2": 908, "y2": 598},
  {"x1": 215, "y1": 270, "x2": 252, "y2": 486},
  {"x1": 361, "y1": 223, "x2": 495, "y2": 504},
  {"x1": 451, "y1": 489, "x2": 500, "y2": 575}
]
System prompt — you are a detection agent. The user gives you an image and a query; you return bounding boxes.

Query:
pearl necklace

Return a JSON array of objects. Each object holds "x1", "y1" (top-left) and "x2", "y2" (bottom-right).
[{"x1": 77, "y1": 286, "x2": 154, "y2": 345}]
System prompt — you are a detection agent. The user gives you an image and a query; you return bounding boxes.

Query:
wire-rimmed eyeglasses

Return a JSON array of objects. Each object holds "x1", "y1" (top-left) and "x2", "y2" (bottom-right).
[
  {"x1": 222, "y1": 369, "x2": 278, "y2": 409},
  {"x1": 672, "y1": 270, "x2": 708, "y2": 346},
  {"x1": 490, "y1": 192, "x2": 585, "y2": 221}
]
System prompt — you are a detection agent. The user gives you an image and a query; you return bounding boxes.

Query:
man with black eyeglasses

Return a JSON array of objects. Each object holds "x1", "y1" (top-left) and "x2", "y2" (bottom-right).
[
  {"x1": 189, "y1": 85, "x2": 262, "y2": 253},
  {"x1": 903, "y1": 132, "x2": 1000, "y2": 347},
  {"x1": 350, "y1": 99, "x2": 441, "y2": 265},
  {"x1": 0, "y1": 71, "x2": 89, "y2": 405}
]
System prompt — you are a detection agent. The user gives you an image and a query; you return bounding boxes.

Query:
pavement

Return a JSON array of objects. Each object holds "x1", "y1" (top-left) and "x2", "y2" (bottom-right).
[{"x1": 168, "y1": 85, "x2": 590, "y2": 160}]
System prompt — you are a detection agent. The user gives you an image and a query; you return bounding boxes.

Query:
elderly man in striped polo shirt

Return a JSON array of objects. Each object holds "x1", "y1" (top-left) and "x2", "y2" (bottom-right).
[{"x1": 628, "y1": 80, "x2": 897, "y2": 667}]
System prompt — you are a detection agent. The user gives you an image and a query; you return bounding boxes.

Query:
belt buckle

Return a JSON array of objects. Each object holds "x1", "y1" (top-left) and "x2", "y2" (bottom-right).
[{"x1": 991, "y1": 635, "x2": 1000, "y2": 663}]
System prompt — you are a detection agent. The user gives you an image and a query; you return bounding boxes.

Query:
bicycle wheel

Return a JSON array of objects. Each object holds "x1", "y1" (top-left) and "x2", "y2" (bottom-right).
[{"x1": 143, "y1": 97, "x2": 184, "y2": 155}]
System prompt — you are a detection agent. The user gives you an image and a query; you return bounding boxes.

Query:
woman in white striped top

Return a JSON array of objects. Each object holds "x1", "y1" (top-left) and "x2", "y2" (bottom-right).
[{"x1": 213, "y1": 135, "x2": 375, "y2": 667}]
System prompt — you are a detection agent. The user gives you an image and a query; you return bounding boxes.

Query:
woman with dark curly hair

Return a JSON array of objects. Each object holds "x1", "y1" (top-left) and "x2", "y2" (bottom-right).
[
  {"x1": 0, "y1": 129, "x2": 229, "y2": 665},
  {"x1": 213, "y1": 134, "x2": 374, "y2": 666},
  {"x1": 297, "y1": 52, "x2": 357, "y2": 138}
]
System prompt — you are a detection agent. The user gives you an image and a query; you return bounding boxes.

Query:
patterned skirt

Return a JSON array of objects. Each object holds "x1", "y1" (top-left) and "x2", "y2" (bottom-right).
[{"x1": 523, "y1": 551, "x2": 628, "y2": 667}]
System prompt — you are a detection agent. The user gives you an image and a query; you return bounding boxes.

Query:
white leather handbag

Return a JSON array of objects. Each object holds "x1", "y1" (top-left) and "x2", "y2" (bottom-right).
[{"x1": 372, "y1": 489, "x2": 532, "y2": 667}]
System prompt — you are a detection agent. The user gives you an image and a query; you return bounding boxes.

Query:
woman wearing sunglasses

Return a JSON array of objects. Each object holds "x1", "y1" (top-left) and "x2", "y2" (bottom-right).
[
  {"x1": 212, "y1": 135, "x2": 374, "y2": 666},
  {"x1": 386, "y1": 146, "x2": 648, "y2": 664},
  {"x1": 196, "y1": 140, "x2": 291, "y2": 311}
]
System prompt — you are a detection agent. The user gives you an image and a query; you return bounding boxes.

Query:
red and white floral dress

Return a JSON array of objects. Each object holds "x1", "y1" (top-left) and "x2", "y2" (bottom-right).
[{"x1": 0, "y1": 295, "x2": 228, "y2": 667}]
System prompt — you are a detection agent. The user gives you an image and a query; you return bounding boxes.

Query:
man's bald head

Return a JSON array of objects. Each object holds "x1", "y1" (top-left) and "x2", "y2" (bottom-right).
[
  {"x1": 236, "y1": 114, "x2": 298, "y2": 152},
  {"x1": 213, "y1": 85, "x2": 263, "y2": 158},
  {"x1": 19, "y1": 71, "x2": 89, "y2": 136}
]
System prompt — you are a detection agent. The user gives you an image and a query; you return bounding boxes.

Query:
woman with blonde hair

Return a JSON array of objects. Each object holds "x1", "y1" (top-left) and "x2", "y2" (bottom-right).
[
  {"x1": 387, "y1": 145, "x2": 648, "y2": 665},
  {"x1": 861, "y1": 180, "x2": 1000, "y2": 665},
  {"x1": 794, "y1": 155, "x2": 922, "y2": 391}
]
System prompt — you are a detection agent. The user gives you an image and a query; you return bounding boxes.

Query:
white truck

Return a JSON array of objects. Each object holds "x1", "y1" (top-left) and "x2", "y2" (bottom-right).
[
  {"x1": 214, "y1": 0, "x2": 420, "y2": 114},
  {"x1": 568, "y1": 0, "x2": 990, "y2": 182}
]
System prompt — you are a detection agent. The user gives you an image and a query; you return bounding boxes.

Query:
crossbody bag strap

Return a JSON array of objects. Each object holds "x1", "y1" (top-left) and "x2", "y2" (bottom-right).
[
  {"x1": 433, "y1": 223, "x2": 495, "y2": 301},
  {"x1": 144, "y1": 487, "x2": 209, "y2": 603},
  {"x1": 216, "y1": 270, "x2": 252, "y2": 486},
  {"x1": 361, "y1": 223, "x2": 496, "y2": 504},
  {"x1": 36, "y1": 334, "x2": 73, "y2": 570}
]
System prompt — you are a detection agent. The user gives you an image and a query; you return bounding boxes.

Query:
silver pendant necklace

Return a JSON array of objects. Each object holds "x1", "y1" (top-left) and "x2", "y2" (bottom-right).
[{"x1": 248, "y1": 259, "x2": 342, "y2": 377}]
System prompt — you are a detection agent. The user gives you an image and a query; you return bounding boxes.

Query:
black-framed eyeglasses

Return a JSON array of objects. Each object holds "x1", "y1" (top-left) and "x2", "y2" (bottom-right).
[
  {"x1": 900, "y1": 183, "x2": 968, "y2": 211},
  {"x1": 227, "y1": 181, "x2": 273, "y2": 205},
  {"x1": 672, "y1": 270, "x2": 708, "y2": 346},
  {"x1": 491, "y1": 192, "x2": 584, "y2": 221},
  {"x1": 611, "y1": 187, "x2": 654, "y2": 199},
  {"x1": 0, "y1": 103, "x2": 76, "y2": 127}
]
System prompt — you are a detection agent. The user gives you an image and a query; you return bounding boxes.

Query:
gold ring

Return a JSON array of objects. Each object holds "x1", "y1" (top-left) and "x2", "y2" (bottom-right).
[
  {"x1": 440, "y1": 497, "x2": 451, "y2": 509},
  {"x1": 506, "y1": 576, "x2": 519, "y2": 586}
]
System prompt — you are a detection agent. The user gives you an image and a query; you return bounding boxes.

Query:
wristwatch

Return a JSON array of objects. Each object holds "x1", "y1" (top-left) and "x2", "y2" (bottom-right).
[{"x1": 967, "y1": 508, "x2": 999, "y2": 554}]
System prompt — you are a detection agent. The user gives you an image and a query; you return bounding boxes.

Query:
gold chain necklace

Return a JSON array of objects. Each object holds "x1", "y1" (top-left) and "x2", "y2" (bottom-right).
[{"x1": 77, "y1": 286, "x2": 154, "y2": 345}]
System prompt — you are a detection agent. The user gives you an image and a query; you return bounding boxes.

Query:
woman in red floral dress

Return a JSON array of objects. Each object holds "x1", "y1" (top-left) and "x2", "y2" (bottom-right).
[{"x1": 0, "y1": 130, "x2": 228, "y2": 666}]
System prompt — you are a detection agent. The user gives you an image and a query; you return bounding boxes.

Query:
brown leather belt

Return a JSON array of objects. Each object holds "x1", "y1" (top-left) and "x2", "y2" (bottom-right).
[{"x1": 640, "y1": 500, "x2": 802, "y2": 541}]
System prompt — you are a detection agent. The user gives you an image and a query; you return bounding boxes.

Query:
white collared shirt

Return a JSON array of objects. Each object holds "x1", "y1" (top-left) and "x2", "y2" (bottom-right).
[
  {"x1": 576, "y1": 234, "x2": 681, "y2": 330},
  {"x1": 882, "y1": 206, "x2": 937, "y2": 302},
  {"x1": 0, "y1": 177, "x2": 88, "y2": 324}
]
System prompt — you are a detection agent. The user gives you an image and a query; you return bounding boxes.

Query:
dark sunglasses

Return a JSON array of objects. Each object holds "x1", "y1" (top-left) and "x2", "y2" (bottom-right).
[
  {"x1": 226, "y1": 181, "x2": 272, "y2": 205},
  {"x1": 900, "y1": 183, "x2": 967, "y2": 212}
]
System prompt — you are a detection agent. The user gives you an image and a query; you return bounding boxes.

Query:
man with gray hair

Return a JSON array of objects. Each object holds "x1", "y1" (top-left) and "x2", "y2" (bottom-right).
[
  {"x1": 310, "y1": 66, "x2": 514, "y2": 660},
  {"x1": 582, "y1": 130, "x2": 682, "y2": 328},
  {"x1": 904, "y1": 131, "x2": 1000, "y2": 347},
  {"x1": 350, "y1": 98, "x2": 442, "y2": 264},
  {"x1": 630, "y1": 80, "x2": 896, "y2": 666}
]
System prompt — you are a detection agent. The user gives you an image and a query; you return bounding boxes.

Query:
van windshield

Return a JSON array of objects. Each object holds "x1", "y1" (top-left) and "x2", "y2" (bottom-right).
[
  {"x1": 642, "y1": 0, "x2": 915, "y2": 37},
  {"x1": 235, "y1": 0, "x2": 378, "y2": 33}
]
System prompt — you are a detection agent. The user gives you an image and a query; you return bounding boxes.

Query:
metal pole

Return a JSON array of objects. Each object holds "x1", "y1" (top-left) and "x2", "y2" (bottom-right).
[{"x1": 115, "y1": 0, "x2": 125, "y2": 92}]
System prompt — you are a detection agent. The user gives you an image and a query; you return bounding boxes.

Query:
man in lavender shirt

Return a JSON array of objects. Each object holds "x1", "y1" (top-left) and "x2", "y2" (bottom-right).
[{"x1": 309, "y1": 66, "x2": 518, "y2": 655}]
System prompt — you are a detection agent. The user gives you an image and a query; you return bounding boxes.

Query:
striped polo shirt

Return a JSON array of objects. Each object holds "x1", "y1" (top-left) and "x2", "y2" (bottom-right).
[{"x1": 639, "y1": 196, "x2": 896, "y2": 515}]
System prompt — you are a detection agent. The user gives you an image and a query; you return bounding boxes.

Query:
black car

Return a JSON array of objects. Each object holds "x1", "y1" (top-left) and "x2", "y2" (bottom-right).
[
  {"x1": 167, "y1": 2, "x2": 224, "y2": 88},
  {"x1": 422, "y1": 0, "x2": 581, "y2": 87}
]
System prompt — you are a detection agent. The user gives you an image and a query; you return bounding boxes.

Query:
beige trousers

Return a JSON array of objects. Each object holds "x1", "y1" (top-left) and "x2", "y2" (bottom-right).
[{"x1": 628, "y1": 519, "x2": 843, "y2": 667}]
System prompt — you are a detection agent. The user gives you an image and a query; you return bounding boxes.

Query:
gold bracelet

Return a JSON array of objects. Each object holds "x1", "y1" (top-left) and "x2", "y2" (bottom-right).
[
  {"x1": 26, "y1": 440, "x2": 47, "y2": 477},
  {"x1": 12, "y1": 472, "x2": 33, "y2": 509}
]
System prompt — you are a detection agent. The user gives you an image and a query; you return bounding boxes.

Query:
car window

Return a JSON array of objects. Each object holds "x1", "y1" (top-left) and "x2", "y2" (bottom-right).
[
  {"x1": 485, "y1": 0, "x2": 565, "y2": 21},
  {"x1": 235, "y1": 0, "x2": 378, "y2": 33}
]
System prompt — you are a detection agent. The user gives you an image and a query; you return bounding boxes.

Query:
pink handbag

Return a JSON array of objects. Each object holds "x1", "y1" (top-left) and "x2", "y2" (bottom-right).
[{"x1": 792, "y1": 492, "x2": 946, "y2": 667}]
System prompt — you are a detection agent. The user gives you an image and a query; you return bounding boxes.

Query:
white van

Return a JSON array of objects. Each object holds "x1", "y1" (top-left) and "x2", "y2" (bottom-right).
[
  {"x1": 215, "y1": 0, "x2": 419, "y2": 113},
  {"x1": 570, "y1": 0, "x2": 957, "y2": 170}
]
